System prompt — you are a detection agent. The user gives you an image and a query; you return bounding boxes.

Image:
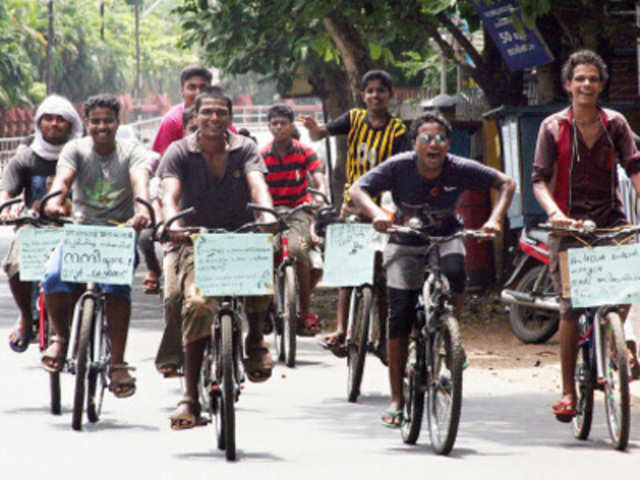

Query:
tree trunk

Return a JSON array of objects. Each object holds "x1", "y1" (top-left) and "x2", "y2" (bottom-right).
[
  {"x1": 308, "y1": 65, "x2": 352, "y2": 210},
  {"x1": 322, "y1": 12, "x2": 373, "y2": 107}
]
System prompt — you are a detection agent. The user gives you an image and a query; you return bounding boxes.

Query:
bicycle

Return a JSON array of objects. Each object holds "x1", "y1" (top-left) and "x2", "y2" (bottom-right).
[
  {"x1": 386, "y1": 221, "x2": 493, "y2": 455},
  {"x1": 161, "y1": 204, "x2": 280, "y2": 461},
  {"x1": 268, "y1": 203, "x2": 316, "y2": 368},
  {"x1": 314, "y1": 195, "x2": 387, "y2": 403},
  {"x1": 539, "y1": 221, "x2": 640, "y2": 450},
  {"x1": 0, "y1": 194, "x2": 63, "y2": 414},
  {"x1": 40, "y1": 190, "x2": 155, "y2": 431}
]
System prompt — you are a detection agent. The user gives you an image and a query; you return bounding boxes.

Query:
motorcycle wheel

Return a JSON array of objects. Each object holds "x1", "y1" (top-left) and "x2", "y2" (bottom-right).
[{"x1": 508, "y1": 265, "x2": 559, "y2": 344}]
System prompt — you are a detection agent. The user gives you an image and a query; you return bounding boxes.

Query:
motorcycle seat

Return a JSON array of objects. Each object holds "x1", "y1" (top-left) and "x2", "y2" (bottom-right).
[{"x1": 523, "y1": 228, "x2": 549, "y2": 246}]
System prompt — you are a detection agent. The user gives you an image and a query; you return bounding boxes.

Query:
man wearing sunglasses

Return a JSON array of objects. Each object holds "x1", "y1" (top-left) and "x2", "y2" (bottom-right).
[{"x1": 349, "y1": 110, "x2": 515, "y2": 427}]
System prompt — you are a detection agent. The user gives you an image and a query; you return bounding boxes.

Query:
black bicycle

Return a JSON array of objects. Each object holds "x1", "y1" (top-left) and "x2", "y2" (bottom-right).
[
  {"x1": 40, "y1": 190, "x2": 155, "y2": 431},
  {"x1": 161, "y1": 204, "x2": 280, "y2": 461},
  {"x1": 312, "y1": 193, "x2": 387, "y2": 403},
  {"x1": 387, "y1": 222, "x2": 493, "y2": 455},
  {"x1": 0, "y1": 195, "x2": 60, "y2": 413}
]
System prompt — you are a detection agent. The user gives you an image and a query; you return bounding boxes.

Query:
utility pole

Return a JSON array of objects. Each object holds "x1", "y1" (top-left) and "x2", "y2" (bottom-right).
[
  {"x1": 46, "y1": 0, "x2": 54, "y2": 94},
  {"x1": 134, "y1": 1, "x2": 141, "y2": 102}
]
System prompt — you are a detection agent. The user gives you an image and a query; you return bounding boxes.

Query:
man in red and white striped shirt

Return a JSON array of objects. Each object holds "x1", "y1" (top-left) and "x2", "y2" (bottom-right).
[{"x1": 262, "y1": 104, "x2": 328, "y2": 335}]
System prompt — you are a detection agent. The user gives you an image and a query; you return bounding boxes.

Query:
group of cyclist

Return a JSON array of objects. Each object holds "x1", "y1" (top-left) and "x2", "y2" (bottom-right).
[{"x1": 2, "y1": 48, "x2": 640, "y2": 433}]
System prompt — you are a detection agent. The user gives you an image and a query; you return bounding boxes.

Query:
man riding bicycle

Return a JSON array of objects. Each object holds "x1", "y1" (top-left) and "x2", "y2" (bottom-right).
[
  {"x1": 157, "y1": 87, "x2": 277, "y2": 430},
  {"x1": 532, "y1": 49, "x2": 640, "y2": 421},
  {"x1": 349, "y1": 110, "x2": 515, "y2": 427},
  {"x1": 262, "y1": 103, "x2": 328, "y2": 335},
  {"x1": 1, "y1": 94, "x2": 83, "y2": 353},
  {"x1": 41, "y1": 94, "x2": 152, "y2": 399}
]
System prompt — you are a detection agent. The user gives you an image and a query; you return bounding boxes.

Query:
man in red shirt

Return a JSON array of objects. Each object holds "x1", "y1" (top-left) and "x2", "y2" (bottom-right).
[
  {"x1": 262, "y1": 104, "x2": 328, "y2": 334},
  {"x1": 151, "y1": 65, "x2": 212, "y2": 156}
]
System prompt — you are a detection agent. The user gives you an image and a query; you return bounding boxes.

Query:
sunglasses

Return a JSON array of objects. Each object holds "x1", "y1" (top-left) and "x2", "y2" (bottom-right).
[{"x1": 417, "y1": 133, "x2": 448, "y2": 147}]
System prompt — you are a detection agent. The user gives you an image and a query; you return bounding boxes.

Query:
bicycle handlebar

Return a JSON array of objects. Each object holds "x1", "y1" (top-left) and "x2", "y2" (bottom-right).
[
  {"x1": 385, "y1": 226, "x2": 495, "y2": 244},
  {"x1": 538, "y1": 222, "x2": 640, "y2": 241}
]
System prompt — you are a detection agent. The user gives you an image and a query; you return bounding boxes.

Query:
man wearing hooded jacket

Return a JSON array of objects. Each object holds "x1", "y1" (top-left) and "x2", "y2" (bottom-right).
[{"x1": 0, "y1": 94, "x2": 83, "y2": 353}]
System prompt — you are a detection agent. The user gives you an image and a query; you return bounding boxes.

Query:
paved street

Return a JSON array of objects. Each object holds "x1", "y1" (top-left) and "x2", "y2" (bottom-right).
[{"x1": 0, "y1": 228, "x2": 639, "y2": 479}]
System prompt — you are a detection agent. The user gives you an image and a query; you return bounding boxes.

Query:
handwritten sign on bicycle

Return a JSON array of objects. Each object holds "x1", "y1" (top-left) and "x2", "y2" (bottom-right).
[
  {"x1": 567, "y1": 243, "x2": 640, "y2": 308},
  {"x1": 18, "y1": 227, "x2": 65, "y2": 281},
  {"x1": 322, "y1": 223, "x2": 376, "y2": 287},
  {"x1": 61, "y1": 225, "x2": 136, "y2": 285},
  {"x1": 194, "y1": 233, "x2": 274, "y2": 296}
]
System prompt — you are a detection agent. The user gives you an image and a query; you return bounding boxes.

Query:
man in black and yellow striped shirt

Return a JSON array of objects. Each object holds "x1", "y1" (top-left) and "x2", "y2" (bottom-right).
[{"x1": 299, "y1": 69, "x2": 411, "y2": 354}]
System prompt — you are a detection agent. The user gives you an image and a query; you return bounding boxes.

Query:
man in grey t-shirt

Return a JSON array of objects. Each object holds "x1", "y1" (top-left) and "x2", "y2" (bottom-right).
[{"x1": 41, "y1": 94, "x2": 151, "y2": 399}]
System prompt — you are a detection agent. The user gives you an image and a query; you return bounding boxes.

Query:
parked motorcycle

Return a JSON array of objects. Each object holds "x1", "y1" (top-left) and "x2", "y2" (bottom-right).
[{"x1": 501, "y1": 227, "x2": 560, "y2": 343}]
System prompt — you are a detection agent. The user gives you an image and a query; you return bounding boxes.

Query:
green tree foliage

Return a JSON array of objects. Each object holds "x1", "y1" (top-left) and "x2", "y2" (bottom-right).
[{"x1": 0, "y1": 0, "x2": 198, "y2": 109}]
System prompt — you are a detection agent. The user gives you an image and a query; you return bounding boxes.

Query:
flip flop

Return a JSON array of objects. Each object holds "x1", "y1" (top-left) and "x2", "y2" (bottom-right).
[
  {"x1": 552, "y1": 397, "x2": 576, "y2": 423},
  {"x1": 297, "y1": 313, "x2": 321, "y2": 337},
  {"x1": 157, "y1": 363, "x2": 183, "y2": 378},
  {"x1": 143, "y1": 275, "x2": 160, "y2": 295},
  {"x1": 9, "y1": 321, "x2": 32, "y2": 353},
  {"x1": 627, "y1": 340, "x2": 640, "y2": 381},
  {"x1": 381, "y1": 409, "x2": 404, "y2": 428},
  {"x1": 319, "y1": 333, "x2": 348, "y2": 358}
]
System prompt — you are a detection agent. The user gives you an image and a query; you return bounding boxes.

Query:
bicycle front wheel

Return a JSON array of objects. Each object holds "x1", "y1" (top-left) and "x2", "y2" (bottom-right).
[
  {"x1": 282, "y1": 265, "x2": 297, "y2": 368},
  {"x1": 87, "y1": 306, "x2": 109, "y2": 423},
  {"x1": 602, "y1": 311, "x2": 630, "y2": 450},
  {"x1": 402, "y1": 337, "x2": 425, "y2": 444},
  {"x1": 347, "y1": 286, "x2": 372, "y2": 402},
  {"x1": 220, "y1": 313, "x2": 236, "y2": 461},
  {"x1": 573, "y1": 332, "x2": 593, "y2": 440},
  {"x1": 72, "y1": 296, "x2": 95, "y2": 431},
  {"x1": 427, "y1": 314, "x2": 463, "y2": 455}
]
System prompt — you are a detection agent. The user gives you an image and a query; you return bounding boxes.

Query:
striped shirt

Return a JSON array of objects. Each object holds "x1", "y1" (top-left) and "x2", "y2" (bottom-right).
[
  {"x1": 327, "y1": 108, "x2": 410, "y2": 201},
  {"x1": 262, "y1": 139, "x2": 324, "y2": 207}
]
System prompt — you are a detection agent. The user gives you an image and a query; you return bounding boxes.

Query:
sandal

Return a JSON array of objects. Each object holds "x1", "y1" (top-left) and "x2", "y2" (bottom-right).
[
  {"x1": 41, "y1": 336, "x2": 67, "y2": 373},
  {"x1": 381, "y1": 409, "x2": 404, "y2": 428},
  {"x1": 143, "y1": 272, "x2": 161, "y2": 295},
  {"x1": 109, "y1": 363, "x2": 137, "y2": 398},
  {"x1": 9, "y1": 318, "x2": 33, "y2": 354},
  {"x1": 552, "y1": 396, "x2": 576, "y2": 423},
  {"x1": 244, "y1": 340, "x2": 273, "y2": 383},
  {"x1": 319, "y1": 332, "x2": 347, "y2": 358},
  {"x1": 297, "y1": 313, "x2": 321, "y2": 337},
  {"x1": 157, "y1": 363, "x2": 183, "y2": 378},
  {"x1": 627, "y1": 340, "x2": 640, "y2": 381},
  {"x1": 169, "y1": 396, "x2": 207, "y2": 430}
]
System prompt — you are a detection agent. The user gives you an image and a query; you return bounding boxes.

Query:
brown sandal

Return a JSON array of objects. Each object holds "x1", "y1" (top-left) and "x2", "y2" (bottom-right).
[
  {"x1": 169, "y1": 396, "x2": 207, "y2": 430},
  {"x1": 244, "y1": 340, "x2": 273, "y2": 383},
  {"x1": 41, "y1": 336, "x2": 67, "y2": 373},
  {"x1": 109, "y1": 363, "x2": 137, "y2": 398}
]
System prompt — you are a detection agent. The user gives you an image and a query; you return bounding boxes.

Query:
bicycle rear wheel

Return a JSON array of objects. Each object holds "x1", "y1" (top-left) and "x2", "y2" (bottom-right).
[
  {"x1": 602, "y1": 311, "x2": 630, "y2": 450},
  {"x1": 220, "y1": 313, "x2": 236, "y2": 460},
  {"x1": 282, "y1": 265, "x2": 297, "y2": 368},
  {"x1": 573, "y1": 327, "x2": 593, "y2": 440},
  {"x1": 347, "y1": 286, "x2": 372, "y2": 402},
  {"x1": 402, "y1": 337, "x2": 425, "y2": 444},
  {"x1": 87, "y1": 306, "x2": 109, "y2": 423},
  {"x1": 427, "y1": 314, "x2": 463, "y2": 455},
  {"x1": 72, "y1": 296, "x2": 95, "y2": 431}
]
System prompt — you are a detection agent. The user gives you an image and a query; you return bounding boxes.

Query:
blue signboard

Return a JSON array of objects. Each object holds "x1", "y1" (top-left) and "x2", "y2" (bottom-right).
[{"x1": 474, "y1": 0, "x2": 553, "y2": 72}]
